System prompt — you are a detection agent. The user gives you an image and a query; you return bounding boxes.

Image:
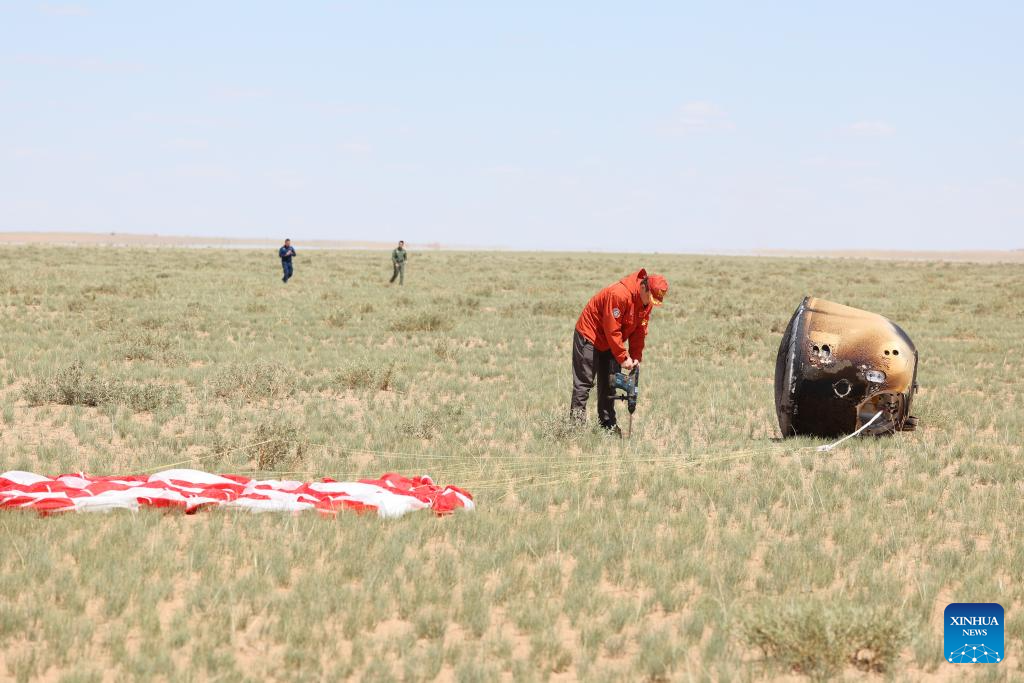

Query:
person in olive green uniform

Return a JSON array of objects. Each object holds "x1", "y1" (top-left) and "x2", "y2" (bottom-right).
[{"x1": 389, "y1": 240, "x2": 408, "y2": 285}]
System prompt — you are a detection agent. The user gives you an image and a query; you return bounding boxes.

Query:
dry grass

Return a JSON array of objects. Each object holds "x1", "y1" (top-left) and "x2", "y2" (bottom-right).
[{"x1": 1, "y1": 245, "x2": 1022, "y2": 681}]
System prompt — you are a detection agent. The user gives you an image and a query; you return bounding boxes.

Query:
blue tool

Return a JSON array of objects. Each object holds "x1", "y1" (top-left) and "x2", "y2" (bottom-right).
[{"x1": 609, "y1": 366, "x2": 640, "y2": 437}]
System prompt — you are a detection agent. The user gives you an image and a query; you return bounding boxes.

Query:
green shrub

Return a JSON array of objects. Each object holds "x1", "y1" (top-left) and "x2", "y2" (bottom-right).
[
  {"x1": 210, "y1": 362, "x2": 288, "y2": 400},
  {"x1": 22, "y1": 362, "x2": 179, "y2": 412},
  {"x1": 390, "y1": 311, "x2": 453, "y2": 333},
  {"x1": 741, "y1": 600, "x2": 907, "y2": 680},
  {"x1": 532, "y1": 300, "x2": 576, "y2": 317},
  {"x1": 252, "y1": 419, "x2": 303, "y2": 471},
  {"x1": 413, "y1": 608, "x2": 448, "y2": 640},
  {"x1": 333, "y1": 362, "x2": 396, "y2": 392},
  {"x1": 636, "y1": 629, "x2": 679, "y2": 681},
  {"x1": 433, "y1": 340, "x2": 456, "y2": 361},
  {"x1": 119, "y1": 329, "x2": 181, "y2": 362},
  {"x1": 119, "y1": 384, "x2": 180, "y2": 412},
  {"x1": 325, "y1": 311, "x2": 347, "y2": 328},
  {"x1": 536, "y1": 414, "x2": 589, "y2": 442}
]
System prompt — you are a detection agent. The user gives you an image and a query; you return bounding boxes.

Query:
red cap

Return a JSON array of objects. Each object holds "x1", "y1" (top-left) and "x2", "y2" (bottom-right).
[{"x1": 646, "y1": 273, "x2": 668, "y2": 306}]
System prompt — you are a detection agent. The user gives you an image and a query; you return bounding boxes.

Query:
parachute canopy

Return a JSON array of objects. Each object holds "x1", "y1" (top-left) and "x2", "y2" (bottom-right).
[{"x1": 0, "y1": 469, "x2": 474, "y2": 518}]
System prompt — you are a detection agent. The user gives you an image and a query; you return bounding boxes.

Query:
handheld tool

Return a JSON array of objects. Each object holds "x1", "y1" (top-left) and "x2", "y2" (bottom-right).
[{"x1": 609, "y1": 365, "x2": 640, "y2": 437}]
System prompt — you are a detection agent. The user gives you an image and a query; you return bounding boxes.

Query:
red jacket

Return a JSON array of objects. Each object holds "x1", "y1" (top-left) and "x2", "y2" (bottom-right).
[{"x1": 575, "y1": 269, "x2": 652, "y2": 364}]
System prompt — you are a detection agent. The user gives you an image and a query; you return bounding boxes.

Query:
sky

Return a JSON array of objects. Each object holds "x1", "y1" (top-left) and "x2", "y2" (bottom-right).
[{"x1": 1, "y1": 2, "x2": 1022, "y2": 251}]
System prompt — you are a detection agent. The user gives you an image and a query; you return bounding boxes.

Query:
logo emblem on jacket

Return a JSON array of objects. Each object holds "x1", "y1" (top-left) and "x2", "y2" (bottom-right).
[{"x1": 612, "y1": 308, "x2": 620, "y2": 318}]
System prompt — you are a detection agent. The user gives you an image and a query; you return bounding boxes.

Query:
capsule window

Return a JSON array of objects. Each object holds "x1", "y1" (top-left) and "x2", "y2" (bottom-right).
[{"x1": 865, "y1": 370, "x2": 886, "y2": 383}]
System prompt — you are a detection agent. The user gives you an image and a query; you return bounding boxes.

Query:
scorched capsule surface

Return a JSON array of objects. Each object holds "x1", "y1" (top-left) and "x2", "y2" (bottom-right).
[{"x1": 774, "y1": 297, "x2": 919, "y2": 438}]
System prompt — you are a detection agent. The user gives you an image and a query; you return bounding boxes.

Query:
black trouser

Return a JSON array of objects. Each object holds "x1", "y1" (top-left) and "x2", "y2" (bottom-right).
[{"x1": 570, "y1": 330, "x2": 619, "y2": 428}]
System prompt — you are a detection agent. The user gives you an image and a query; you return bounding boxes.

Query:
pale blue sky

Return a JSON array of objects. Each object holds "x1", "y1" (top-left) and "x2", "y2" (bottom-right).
[{"x1": 2, "y1": 2, "x2": 1021, "y2": 251}]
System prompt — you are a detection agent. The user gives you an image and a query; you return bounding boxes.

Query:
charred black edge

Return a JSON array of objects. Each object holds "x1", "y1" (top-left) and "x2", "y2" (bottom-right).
[{"x1": 774, "y1": 296, "x2": 809, "y2": 437}]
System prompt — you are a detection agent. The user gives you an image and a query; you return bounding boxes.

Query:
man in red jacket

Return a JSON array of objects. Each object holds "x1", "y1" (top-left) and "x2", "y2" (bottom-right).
[{"x1": 570, "y1": 269, "x2": 669, "y2": 432}]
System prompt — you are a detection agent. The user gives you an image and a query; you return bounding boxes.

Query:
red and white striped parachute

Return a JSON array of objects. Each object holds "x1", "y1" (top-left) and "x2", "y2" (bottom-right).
[{"x1": 0, "y1": 469, "x2": 474, "y2": 518}]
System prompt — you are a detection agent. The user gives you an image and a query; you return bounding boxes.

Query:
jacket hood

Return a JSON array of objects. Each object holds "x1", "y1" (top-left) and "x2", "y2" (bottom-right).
[{"x1": 618, "y1": 269, "x2": 648, "y2": 298}]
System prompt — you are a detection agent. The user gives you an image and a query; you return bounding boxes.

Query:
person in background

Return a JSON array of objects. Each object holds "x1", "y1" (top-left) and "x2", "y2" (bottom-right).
[
  {"x1": 390, "y1": 240, "x2": 408, "y2": 285},
  {"x1": 279, "y1": 238, "x2": 296, "y2": 283}
]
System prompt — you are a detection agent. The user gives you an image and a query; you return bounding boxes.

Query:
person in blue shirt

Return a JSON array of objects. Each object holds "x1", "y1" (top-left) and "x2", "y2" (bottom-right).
[{"x1": 279, "y1": 239, "x2": 296, "y2": 282}]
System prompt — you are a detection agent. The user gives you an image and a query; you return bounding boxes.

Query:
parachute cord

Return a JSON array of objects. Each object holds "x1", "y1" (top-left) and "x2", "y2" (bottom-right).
[
  {"x1": 134, "y1": 425, "x2": 868, "y2": 481},
  {"x1": 815, "y1": 411, "x2": 883, "y2": 453}
]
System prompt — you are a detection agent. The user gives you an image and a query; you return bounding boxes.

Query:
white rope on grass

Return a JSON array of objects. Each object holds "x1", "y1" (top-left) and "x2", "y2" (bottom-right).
[
  {"x1": 134, "y1": 418, "x2": 876, "y2": 484},
  {"x1": 815, "y1": 411, "x2": 884, "y2": 453}
]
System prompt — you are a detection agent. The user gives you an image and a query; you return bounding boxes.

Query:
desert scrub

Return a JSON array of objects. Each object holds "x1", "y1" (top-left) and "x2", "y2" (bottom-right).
[
  {"x1": 332, "y1": 361, "x2": 397, "y2": 392},
  {"x1": 22, "y1": 362, "x2": 179, "y2": 412},
  {"x1": 118, "y1": 329, "x2": 183, "y2": 363},
  {"x1": 635, "y1": 628, "x2": 680, "y2": 682},
  {"x1": 390, "y1": 311, "x2": 453, "y2": 333},
  {"x1": 535, "y1": 414, "x2": 590, "y2": 443},
  {"x1": 532, "y1": 300, "x2": 577, "y2": 317},
  {"x1": 209, "y1": 362, "x2": 290, "y2": 400},
  {"x1": 324, "y1": 310, "x2": 347, "y2": 328},
  {"x1": 251, "y1": 418, "x2": 305, "y2": 471},
  {"x1": 7, "y1": 247, "x2": 1024, "y2": 680},
  {"x1": 741, "y1": 600, "x2": 907, "y2": 680},
  {"x1": 432, "y1": 340, "x2": 456, "y2": 361},
  {"x1": 397, "y1": 403, "x2": 466, "y2": 441}
]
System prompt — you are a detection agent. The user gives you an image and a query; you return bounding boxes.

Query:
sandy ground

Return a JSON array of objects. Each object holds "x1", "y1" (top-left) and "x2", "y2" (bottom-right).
[{"x1": 2, "y1": 231, "x2": 1023, "y2": 262}]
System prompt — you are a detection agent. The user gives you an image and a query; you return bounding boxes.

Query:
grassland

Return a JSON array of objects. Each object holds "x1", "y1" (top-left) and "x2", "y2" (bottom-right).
[{"x1": 1, "y1": 246, "x2": 1021, "y2": 681}]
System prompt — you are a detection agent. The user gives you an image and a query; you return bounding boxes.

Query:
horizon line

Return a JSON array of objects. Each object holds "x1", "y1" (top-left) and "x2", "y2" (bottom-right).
[{"x1": 2, "y1": 230, "x2": 1023, "y2": 263}]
